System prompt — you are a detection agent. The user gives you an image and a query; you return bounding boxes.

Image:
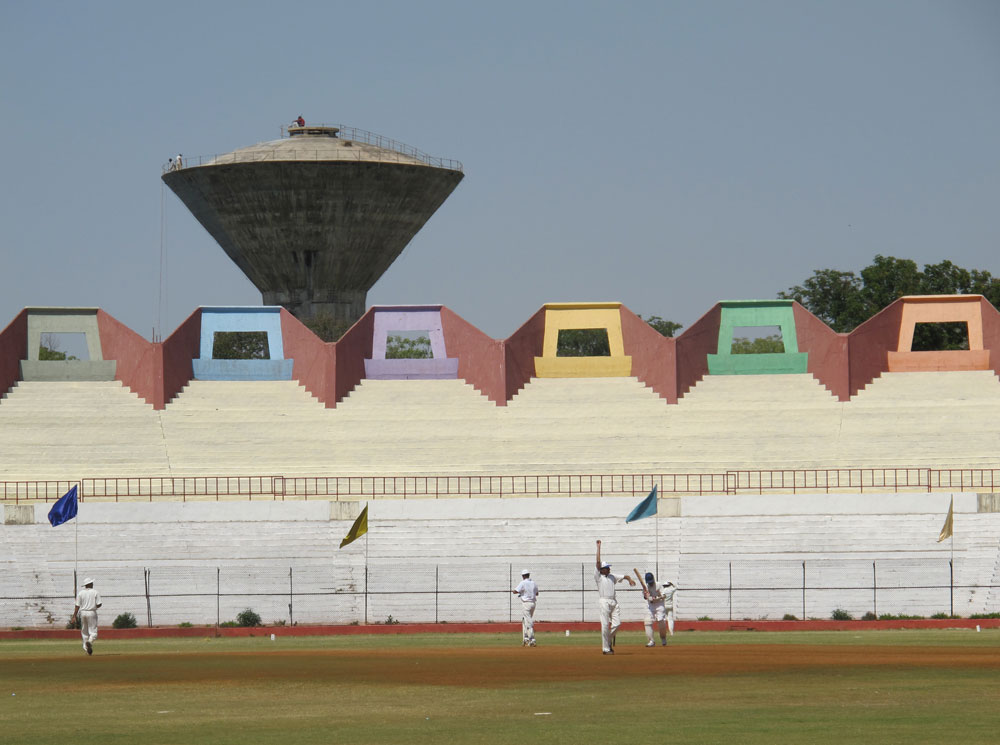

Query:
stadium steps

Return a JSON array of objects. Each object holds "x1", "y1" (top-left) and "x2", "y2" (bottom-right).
[{"x1": 0, "y1": 381, "x2": 170, "y2": 478}]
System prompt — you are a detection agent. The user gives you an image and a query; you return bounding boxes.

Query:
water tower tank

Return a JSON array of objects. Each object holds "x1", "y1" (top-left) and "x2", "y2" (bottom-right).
[{"x1": 161, "y1": 124, "x2": 464, "y2": 322}]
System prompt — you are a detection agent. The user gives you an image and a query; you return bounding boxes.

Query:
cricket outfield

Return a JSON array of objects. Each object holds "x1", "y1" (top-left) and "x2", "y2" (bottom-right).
[{"x1": 2, "y1": 630, "x2": 998, "y2": 745}]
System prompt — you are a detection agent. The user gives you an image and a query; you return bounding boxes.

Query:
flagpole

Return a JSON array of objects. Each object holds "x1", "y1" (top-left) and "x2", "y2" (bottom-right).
[
  {"x1": 74, "y1": 495, "x2": 79, "y2": 580},
  {"x1": 655, "y1": 505, "x2": 659, "y2": 579}
]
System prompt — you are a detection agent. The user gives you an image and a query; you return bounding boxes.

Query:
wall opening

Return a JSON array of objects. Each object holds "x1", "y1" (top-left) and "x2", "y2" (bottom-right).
[
  {"x1": 385, "y1": 331, "x2": 433, "y2": 359},
  {"x1": 212, "y1": 331, "x2": 270, "y2": 360},
  {"x1": 730, "y1": 326, "x2": 784, "y2": 354},
  {"x1": 39, "y1": 332, "x2": 89, "y2": 361},
  {"x1": 556, "y1": 328, "x2": 611, "y2": 357},
  {"x1": 911, "y1": 322, "x2": 970, "y2": 352}
]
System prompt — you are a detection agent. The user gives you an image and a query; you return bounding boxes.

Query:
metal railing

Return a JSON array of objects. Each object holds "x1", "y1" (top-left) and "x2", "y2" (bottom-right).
[
  {"x1": 2, "y1": 467, "x2": 997, "y2": 503},
  {"x1": 163, "y1": 123, "x2": 462, "y2": 173},
  {"x1": 727, "y1": 468, "x2": 1000, "y2": 494}
]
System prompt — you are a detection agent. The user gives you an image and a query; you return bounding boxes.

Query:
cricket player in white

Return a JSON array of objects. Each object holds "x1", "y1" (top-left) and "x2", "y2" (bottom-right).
[
  {"x1": 642, "y1": 572, "x2": 676, "y2": 646},
  {"x1": 512, "y1": 569, "x2": 539, "y2": 646},
  {"x1": 595, "y1": 540, "x2": 635, "y2": 654},
  {"x1": 72, "y1": 577, "x2": 102, "y2": 656}
]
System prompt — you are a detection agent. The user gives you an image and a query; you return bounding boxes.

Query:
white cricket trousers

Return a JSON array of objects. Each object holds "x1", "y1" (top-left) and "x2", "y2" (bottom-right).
[
  {"x1": 521, "y1": 600, "x2": 536, "y2": 643},
  {"x1": 645, "y1": 606, "x2": 675, "y2": 641},
  {"x1": 79, "y1": 610, "x2": 98, "y2": 647},
  {"x1": 599, "y1": 598, "x2": 620, "y2": 652}
]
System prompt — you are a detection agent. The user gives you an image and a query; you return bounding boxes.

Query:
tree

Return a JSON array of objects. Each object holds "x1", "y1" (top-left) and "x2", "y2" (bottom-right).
[
  {"x1": 780, "y1": 255, "x2": 1000, "y2": 346},
  {"x1": 731, "y1": 334, "x2": 784, "y2": 354},
  {"x1": 302, "y1": 312, "x2": 353, "y2": 343},
  {"x1": 212, "y1": 331, "x2": 269, "y2": 360},
  {"x1": 38, "y1": 334, "x2": 79, "y2": 361},
  {"x1": 778, "y1": 269, "x2": 865, "y2": 333},
  {"x1": 385, "y1": 335, "x2": 432, "y2": 359},
  {"x1": 639, "y1": 315, "x2": 683, "y2": 338},
  {"x1": 556, "y1": 329, "x2": 610, "y2": 357}
]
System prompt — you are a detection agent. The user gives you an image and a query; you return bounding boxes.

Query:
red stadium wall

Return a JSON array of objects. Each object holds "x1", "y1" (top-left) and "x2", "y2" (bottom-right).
[
  {"x1": 0, "y1": 309, "x2": 28, "y2": 398},
  {"x1": 792, "y1": 303, "x2": 850, "y2": 401},
  {"x1": 160, "y1": 309, "x2": 203, "y2": 409},
  {"x1": 502, "y1": 307, "x2": 546, "y2": 403},
  {"x1": 333, "y1": 309, "x2": 375, "y2": 406},
  {"x1": 440, "y1": 306, "x2": 505, "y2": 404},
  {"x1": 96, "y1": 310, "x2": 161, "y2": 407},
  {"x1": 281, "y1": 310, "x2": 336, "y2": 407},
  {"x1": 847, "y1": 300, "x2": 904, "y2": 397},
  {"x1": 675, "y1": 304, "x2": 722, "y2": 400},
  {"x1": 620, "y1": 305, "x2": 677, "y2": 403},
  {"x1": 980, "y1": 297, "x2": 1000, "y2": 379}
]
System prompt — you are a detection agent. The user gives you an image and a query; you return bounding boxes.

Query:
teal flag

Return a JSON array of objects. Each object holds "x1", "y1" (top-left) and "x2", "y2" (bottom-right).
[{"x1": 626, "y1": 485, "x2": 657, "y2": 523}]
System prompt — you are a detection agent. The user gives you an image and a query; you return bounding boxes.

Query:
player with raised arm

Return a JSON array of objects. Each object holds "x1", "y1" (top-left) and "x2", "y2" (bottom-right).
[{"x1": 595, "y1": 539, "x2": 635, "y2": 655}]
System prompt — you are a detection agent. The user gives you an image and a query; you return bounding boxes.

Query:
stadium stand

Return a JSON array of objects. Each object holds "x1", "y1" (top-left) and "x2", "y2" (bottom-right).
[{"x1": 2, "y1": 296, "x2": 1000, "y2": 626}]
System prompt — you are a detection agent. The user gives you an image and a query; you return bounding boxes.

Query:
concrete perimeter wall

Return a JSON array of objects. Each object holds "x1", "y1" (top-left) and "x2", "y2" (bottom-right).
[{"x1": 3, "y1": 493, "x2": 996, "y2": 628}]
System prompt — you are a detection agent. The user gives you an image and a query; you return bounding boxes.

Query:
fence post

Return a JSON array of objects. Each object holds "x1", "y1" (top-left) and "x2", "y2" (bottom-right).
[
  {"x1": 145, "y1": 568, "x2": 152, "y2": 628},
  {"x1": 581, "y1": 563, "x2": 585, "y2": 622},
  {"x1": 508, "y1": 564, "x2": 513, "y2": 623},
  {"x1": 802, "y1": 561, "x2": 806, "y2": 621},
  {"x1": 872, "y1": 561, "x2": 877, "y2": 619},
  {"x1": 435, "y1": 565, "x2": 439, "y2": 624},
  {"x1": 728, "y1": 562, "x2": 733, "y2": 621},
  {"x1": 949, "y1": 559, "x2": 954, "y2": 617},
  {"x1": 216, "y1": 567, "x2": 220, "y2": 630},
  {"x1": 288, "y1": 567, "x2": 293, "y2": 626}
]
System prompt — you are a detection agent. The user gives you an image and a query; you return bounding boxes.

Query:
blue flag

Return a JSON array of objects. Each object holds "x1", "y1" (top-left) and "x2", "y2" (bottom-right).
[
  {"x1": 48, "y1": 485, "x2": 78, "y2": 527},
  {"x1": 626, "y1": 485, "x2": 657, "y2": 523}
]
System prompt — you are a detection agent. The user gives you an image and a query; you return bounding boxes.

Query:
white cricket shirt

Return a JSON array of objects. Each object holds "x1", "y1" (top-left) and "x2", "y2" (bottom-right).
[{"x1": 515, "y1": 578, "x2": 538, "y2": 602}]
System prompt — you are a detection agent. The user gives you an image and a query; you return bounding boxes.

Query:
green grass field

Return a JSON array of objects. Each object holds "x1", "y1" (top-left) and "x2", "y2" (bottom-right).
[{"x1": 2, "y1": 630, "x2": 998, "y2": 745}]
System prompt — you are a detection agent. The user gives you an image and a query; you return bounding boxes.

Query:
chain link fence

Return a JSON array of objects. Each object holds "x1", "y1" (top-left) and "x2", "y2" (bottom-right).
[{"x1": 3, "y1": 556, "x2": 994, "y2": 629}]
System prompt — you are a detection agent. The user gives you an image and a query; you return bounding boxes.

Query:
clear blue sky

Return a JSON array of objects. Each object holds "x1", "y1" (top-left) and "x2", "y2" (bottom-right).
[{"x1": 1, "y1": 1, "x2": 997, "y2": 339}]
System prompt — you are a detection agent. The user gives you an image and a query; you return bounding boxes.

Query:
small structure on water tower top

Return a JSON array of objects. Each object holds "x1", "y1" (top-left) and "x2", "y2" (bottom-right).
[{"x1": 161, "y1": 123, "x2": 464, "y2": 323}]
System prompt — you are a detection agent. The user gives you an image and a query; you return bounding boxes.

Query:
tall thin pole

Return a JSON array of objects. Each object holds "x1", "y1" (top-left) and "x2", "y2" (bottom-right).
[{"x1": 950, "y1": 522, "x2": 955, "y2": 617}]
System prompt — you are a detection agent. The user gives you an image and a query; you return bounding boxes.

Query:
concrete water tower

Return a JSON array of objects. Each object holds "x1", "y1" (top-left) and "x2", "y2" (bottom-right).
[{"x1": 162, "y1": 123, "x2": 464, "y2": 323}]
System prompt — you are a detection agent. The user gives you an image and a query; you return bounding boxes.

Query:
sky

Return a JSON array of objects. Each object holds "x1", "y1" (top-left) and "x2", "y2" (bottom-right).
[{"x1": 1, "y1": 1, "x2": 998, "y2": 340}]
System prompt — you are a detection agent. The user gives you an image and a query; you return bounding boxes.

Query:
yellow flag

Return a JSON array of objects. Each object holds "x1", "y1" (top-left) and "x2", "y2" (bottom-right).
[
  {"x1": 937, "y1": 497, "x2": 953, "y2": 543},
  {"x1": 339, "y1": 505, "x2": 368, "y2": 548}
]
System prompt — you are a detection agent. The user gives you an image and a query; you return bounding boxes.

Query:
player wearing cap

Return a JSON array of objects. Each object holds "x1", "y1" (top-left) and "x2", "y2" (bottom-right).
[
  {"x1": 512, "y1": 569, "x2": 539, "y2": 646},
  {"x1": 71, "y1": 577, "x2": 102, "y2": 655},
  {"x1": 661, "y1": 580, "x2": 676, "y2": 637},
  {"x1": 642, "y1": 572, "x2": 674, "y2": 647},
  {"x1": 595, "y1": 540, "x2": 635, "y2": 654}
]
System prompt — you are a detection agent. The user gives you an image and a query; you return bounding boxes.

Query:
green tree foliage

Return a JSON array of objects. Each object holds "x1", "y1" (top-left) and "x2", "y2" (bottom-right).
[
  {"x1": 639, "y1": 315, "x2": 683, "y2": 338},
  {"x1": 556, "y1": 328, "x2": 611, "y2": 357},
  {"x1": 212, "y1": 331, "x2": 269, "y2": 360},
  {"x1": 302, "y1": 312, "x2": 353, "y2": 343},
  {"x1": 385, "y1": 335, "x2": 433, "y2": 359},
  {"x1": 780, "y1": 255, "x2": 1000, "y2": 347},
  {"x1": 38, "y1": 334, "x2": 78, "y2": 361},
  {"x1": 731, "y1": 334, "x2": 785, "y2": 354}
]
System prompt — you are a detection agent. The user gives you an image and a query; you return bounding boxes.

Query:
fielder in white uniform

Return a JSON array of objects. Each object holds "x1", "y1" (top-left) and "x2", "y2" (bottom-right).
[
  {"x1": 642, "y1": 572, "x2": 676, "y2": 646},
  {"x1": 595, "y1": 540, "x2": 635, "y2": 654},
  {"x1": 72, "y1": 577, "x2": 102, "y2": 656},
  {"x1": 512, "y1": 569, "x2": 539, "y2": 646}
]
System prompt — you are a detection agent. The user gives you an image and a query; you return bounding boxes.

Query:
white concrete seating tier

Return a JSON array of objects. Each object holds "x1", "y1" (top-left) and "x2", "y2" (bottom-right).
[
  {"x1": 0, "y1": 381, "x2": 169, "y2": 477},
  {"x1": 1, "y1": 373, "x2": 999, "y2": 480},
  {"x1": 2, "y1": 497, "x2": 995, "y2": 626}
]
